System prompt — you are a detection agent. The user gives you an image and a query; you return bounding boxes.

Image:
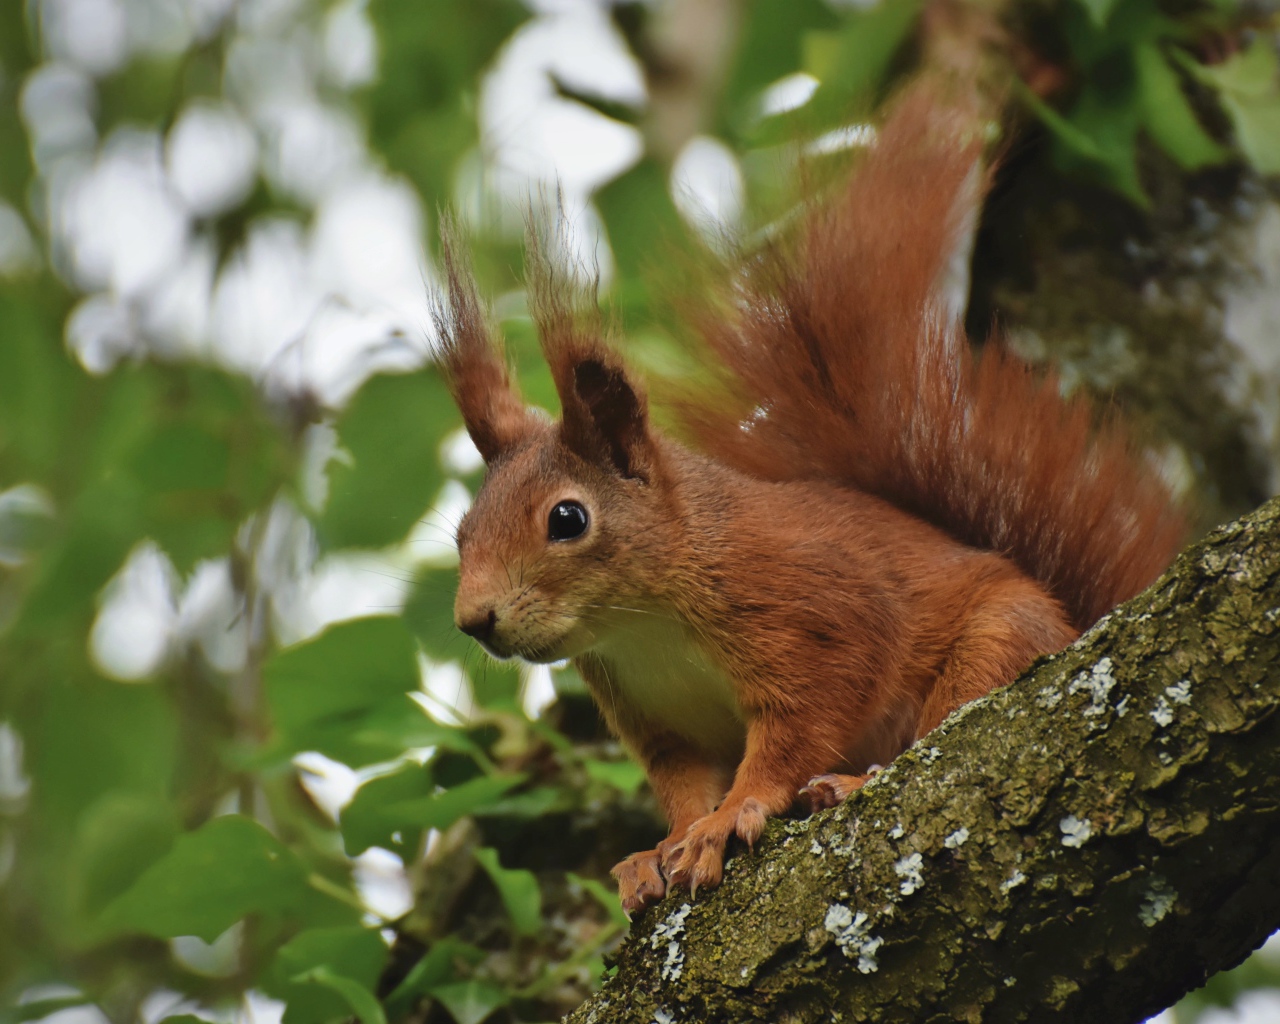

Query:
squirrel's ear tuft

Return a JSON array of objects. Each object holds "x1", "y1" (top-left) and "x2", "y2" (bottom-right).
[
  {"x1": 433, "y1": 219, "x2": 531, "y2": 463},
  {"x1": 568, "y1": 356, "x2": 654, "y2": 481},
  {"x1": 525, "y1": 223, "x2": 655, "y2": 481}
]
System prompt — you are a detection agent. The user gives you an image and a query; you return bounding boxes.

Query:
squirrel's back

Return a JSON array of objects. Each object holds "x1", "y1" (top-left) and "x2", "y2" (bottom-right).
[{"x1": 681, "y1": 86, "x2": 1186, "y2": 632}]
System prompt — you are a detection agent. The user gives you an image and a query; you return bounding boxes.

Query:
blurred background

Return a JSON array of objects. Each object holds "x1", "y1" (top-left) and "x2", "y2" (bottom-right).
[{"x1": 2, "y1": 0, "x2": 1280, "y2": 1022}]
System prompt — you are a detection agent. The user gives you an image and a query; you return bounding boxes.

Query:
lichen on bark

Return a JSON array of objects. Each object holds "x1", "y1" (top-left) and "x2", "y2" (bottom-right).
[{"x1": 566, "y1": 497, "x2": 1280, "y2": 1024}]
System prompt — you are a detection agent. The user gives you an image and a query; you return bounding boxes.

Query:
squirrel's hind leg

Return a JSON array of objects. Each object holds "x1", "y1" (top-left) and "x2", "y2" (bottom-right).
[{"x1": 915, "y1": 580, "x2": 1077, "y2": 739}]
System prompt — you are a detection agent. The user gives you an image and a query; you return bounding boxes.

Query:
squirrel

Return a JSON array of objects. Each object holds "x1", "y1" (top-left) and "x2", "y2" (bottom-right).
[{"x1": 434, "y1": 85, "x2": 1186, "y2": 913}]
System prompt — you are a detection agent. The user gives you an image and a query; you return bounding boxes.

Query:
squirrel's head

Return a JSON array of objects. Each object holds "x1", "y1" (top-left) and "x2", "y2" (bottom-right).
[{"x1": 436, "y1": 237, "x2": 671, "y2": 664}]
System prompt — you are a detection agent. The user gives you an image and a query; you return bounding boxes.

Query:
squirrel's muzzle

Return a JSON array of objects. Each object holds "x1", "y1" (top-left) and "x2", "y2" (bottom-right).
[{"x1": 457, "y1": 607, "x2": 497, "y2": 643}]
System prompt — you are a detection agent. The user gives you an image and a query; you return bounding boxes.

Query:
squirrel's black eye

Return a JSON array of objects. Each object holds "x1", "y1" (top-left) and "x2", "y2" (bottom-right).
[{"x1": 548, "y1": 500, "x2": 589, "y2": 542}]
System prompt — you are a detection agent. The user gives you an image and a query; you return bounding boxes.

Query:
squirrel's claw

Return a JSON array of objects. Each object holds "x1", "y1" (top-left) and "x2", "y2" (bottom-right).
[
  {"x1": 611, "y1": 849, "x2": 666, "y2": 914},
  {"x1": 798, "y1": 772, "x2": 875, "y2": 814},
  {"x1": 663, "y1": 798, "x2": 769, "y2": 896}
]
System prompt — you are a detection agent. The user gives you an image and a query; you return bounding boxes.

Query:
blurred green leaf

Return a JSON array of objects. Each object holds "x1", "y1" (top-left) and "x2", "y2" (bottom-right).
[
  {"x1": 718, "y1": 0, "x2": 839, "y2": 135},
  {"x1": 67, "y1": 791, "x2": 181, "y2": 931},
  {"x1": 292, "y1": 968, "x2": 387, "y2": 1024},
  {"x1": 1076, "y1": 0, "x2": 1121, "y2": 29},
  {"x1": 320, "y1": 369, "x2": 453, "y2": 550},
  {"x1": 1135, "y1": 43, "x2": 1229, "y2": 170},
  {"x1": 0, "y1": 285, "x2": 77, "y2": 480},
  {"x1": 430, "y1": 980, "x2": 509, "y2": 1024},
  {"x1": 385, "y1": 938, "x2": 485, "y2": 1011},
  {"x1": 472, "y1": 785, "x2": 564, "y2": 820},
  {"x1": 364, "y1": 0, "x2": 530, "y2": 205},
  {"x1": 269, "y1": 927, "x2": 390, "y2": 1024},
  {"x1": 341, "y1": 761, "x2": 436, "y2": 857},
  {"x1": 567, "y1": 872, "x2": 628, "y2": 929},
  {"x1": 473, "y1": 847, "x2": 541, "y2": 936},
  {"x1": 1221, "y1": 94, "x2": 1280, "y2": 174},
  {"x1": 756, "y1": 0, "x2": 922, "y2": 145},
  {"x1": 403, "y1": 565, "x2": 463, "y2": 659},
  {"x1": 595, "y1": 159, "x2": 687, "y2": 282},
  {"x1": 265, "y1": 616, "x2": 422, "y2": 766},
  {"x1": 377, "y1": 773, "x2": 527, "y2": 839},
  {"x1": 31, "y1": 676, "x2": 177, "y2": 853},
  {"x1": 1184, "y1": 37, "x2": 1280, "y2": 97},
  {"x1": 501, "y1": 314, "x2": 562, "y2": 414},
  {"x1": 99, "y1": 815, "x2": 310, "y2": 941},
  {"x1": 97, "y1": 56, "x2": 185, "y2": 127},
  {"x1": 1049, "y1": 70, "x2": 1147, "y2": 206},
  {"x1": 1184, "y1": 41, "x2": 1280, "y2": 174},
  {"x1": 583, "y1": 757, "x2": 646, "y2": 797},
  {"x1": 467, "y1": 659, "x2": 522, "y2": 710},
  {"x1": 125, "y1": 365, "x2": 289, "y2": 573}
]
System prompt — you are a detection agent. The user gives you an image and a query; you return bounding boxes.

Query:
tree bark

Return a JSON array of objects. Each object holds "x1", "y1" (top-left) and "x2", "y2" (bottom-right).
[{"x1": 565, "y1": 497, "x2": 1280, "y2": 1024}]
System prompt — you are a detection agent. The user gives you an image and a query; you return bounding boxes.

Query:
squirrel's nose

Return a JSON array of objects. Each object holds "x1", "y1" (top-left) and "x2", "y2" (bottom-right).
[{"x1": 458, "y1": 607, "x2": 497, "y2": 642}]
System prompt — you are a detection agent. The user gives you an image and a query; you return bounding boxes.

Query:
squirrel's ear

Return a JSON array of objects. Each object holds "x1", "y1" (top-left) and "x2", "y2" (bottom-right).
[
  {"x1": 434, "y1": 221, "x2": 532, "y2": 463},
  {"x1": 524, "y1": 226, "x2": 655, "y2": 480},
  {"x1": 562, "y1": 355, "x2": 655, "y2": 482}
]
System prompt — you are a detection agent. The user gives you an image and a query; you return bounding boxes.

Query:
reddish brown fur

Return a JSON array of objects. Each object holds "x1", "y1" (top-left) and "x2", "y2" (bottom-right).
[
  {"x1": 436, "y1": 85, "x2": 1185, "y2": 913},
  {"x1": 681, "y1": 88, "x2": 1185, "y2": 631}
]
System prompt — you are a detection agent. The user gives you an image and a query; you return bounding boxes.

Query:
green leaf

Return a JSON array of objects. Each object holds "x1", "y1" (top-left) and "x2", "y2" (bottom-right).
[
  {"x1": 123, "y1": 365, "x2": 290, "y2": 573},
  {"x1": 583, "y1": 757, "x2": 646, "y2": 797},
  {"x1": 318, "y1": 350, "x2": 452, "y2": 551},
  {"x1": 402, "y1": 565, "x2": 462, "y2": 659},
  {"x1": 430, "y1": 980, "x2": 509, "y2": 1024},
  {"x1": 0, "y1": 284, "x2": 78, "y2": 480},
  {"x1": 98, "y1": 815, "x2": 310, "y2": 941},
  {"x1": 1075, "y1": 0, "x2": 1120, "y2": 28},
  {"x1": 1221, "y1": 94, "x2": 1280, "y2": 174},
  {"x1": 1185, "y1": 41, "x2": 1280, "y2": 174},
  {"x1": 363, "y1": 0, "x2": 530, "y2": 204},
  {"x1": 30, "y1": 676, "x2": 177, "y2": 872},
  {"x1": 473, "y1": 847, "x2": 542, "y2": 936},
  {"x1": 1186, "y1": 38, "x2": 1280, "y2": 98},
  {"x1": 471, "y1": 785, "x2": 564, "y2": 820},
  {"x1": 378, "y1": 773, "x2": 528, "y2": 837},
  {"x1": 756, "y1": 0, "x2": 922, "y2": 145},
  {"x1": 385, "y1": 938, "x2": 485, "y2": 1012},
  {"x1": 467, "y1": 659, "x2": 522, "y2": 710},
  {"x1": 1052, "y1": 74, "x2": 1147, "y2": 206},
  {"x1": 341, "y1": 761, "x2": 436, "y2": 856},
  {"x1": 265, "y1": 616, "x2": 422, "y2": 765},
  {"x1": 68, "y1": 791, "x2": 180, "y2": 929},
  {"x1": 1134, "y1": 43, "x2": 1229, "y2": 170},
  {"x1": 269, "y1": 927, "x2": 390, "y2": 1024},
  {"x1": 293, "y1": 968, "x2": 387, "y2": 1024},
  {"x1": 594, "y1": 160, "x2": 687, "y2": 281},
  {"x1": 567, "y1": 872, "x2": 629, "y2": 929},
  {"x1": 717, "y1": 0, "x2": 839, "y2": 133}
]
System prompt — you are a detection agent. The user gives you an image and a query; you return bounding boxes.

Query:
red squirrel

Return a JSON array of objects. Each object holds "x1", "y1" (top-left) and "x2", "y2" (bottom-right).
[{"x1": 436, "y1": 86, "x2": 1186, "y2": 913}]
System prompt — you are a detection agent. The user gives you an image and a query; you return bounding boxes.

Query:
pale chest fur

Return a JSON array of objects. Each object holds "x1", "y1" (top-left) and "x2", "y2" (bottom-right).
[{"x1": 585, "y1": 613, "x2": 746, "y2": 763}]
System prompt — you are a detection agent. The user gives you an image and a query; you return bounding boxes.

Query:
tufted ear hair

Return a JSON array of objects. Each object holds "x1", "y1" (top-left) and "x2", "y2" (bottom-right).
[
  {"x1": 433, "y1": 219, "x2": 532, "y2": 463},
  {"x1": 523, "y1": 241, "x2": 652, "y2": 480}
]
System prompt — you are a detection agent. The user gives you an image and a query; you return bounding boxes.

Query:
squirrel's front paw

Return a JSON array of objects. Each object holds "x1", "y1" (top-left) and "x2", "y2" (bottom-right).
[
  {"x1": 611, "y1": 849, "x2": 666, "y2": 914},
  {"x1": 663, "y1": 798, "x2": 768, "y2": 896}
]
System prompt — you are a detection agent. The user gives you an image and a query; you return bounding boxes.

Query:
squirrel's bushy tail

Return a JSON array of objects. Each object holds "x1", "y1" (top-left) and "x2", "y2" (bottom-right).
[{"x1": 682, "y1": 85, "x2": 1185, "y2": 631}]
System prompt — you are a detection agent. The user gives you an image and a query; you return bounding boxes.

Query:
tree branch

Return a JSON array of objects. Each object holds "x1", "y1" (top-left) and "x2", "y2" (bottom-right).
[{"x1": 567, "y1": 498, "x2": 1280, "y2": 1024}]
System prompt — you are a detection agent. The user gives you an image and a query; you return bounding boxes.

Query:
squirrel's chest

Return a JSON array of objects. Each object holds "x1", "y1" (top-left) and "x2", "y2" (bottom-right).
[{"x1": 587, "y1": 617, "x2": 746, "y2": 761}]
